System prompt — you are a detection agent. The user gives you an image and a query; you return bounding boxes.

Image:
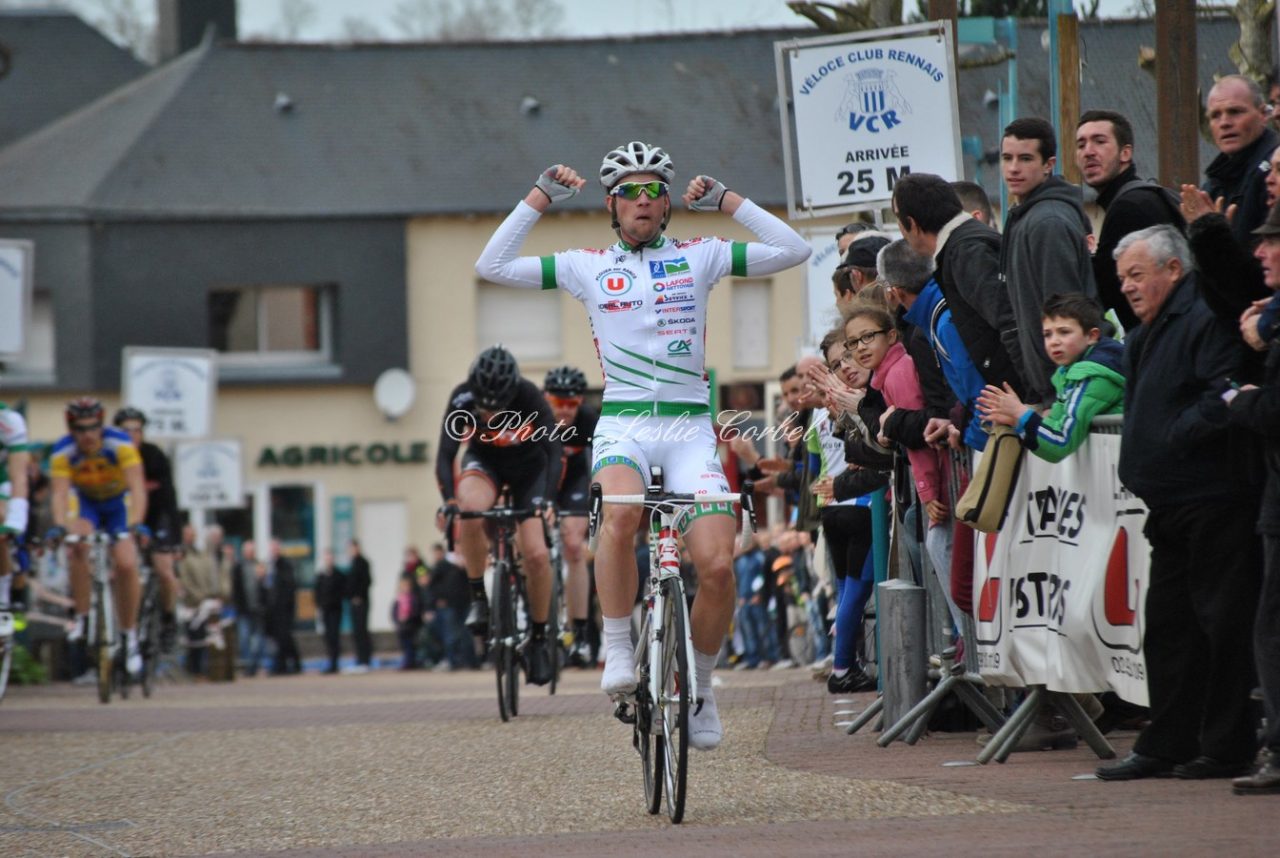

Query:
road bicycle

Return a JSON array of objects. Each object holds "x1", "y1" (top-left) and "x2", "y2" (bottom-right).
[
  {"x1": 63, "y1": 532, "x2": 131, "y2": 704},
  {"x1": 135, "y1": 560, "x2": 163, "y2": 697},
  {"x1": 546, "y1": 508, "x2": 590, "y2": 690},
  {"x1": 447, "y1": 495, "x2": 553, "y2": 721},
  {"x1": 589, "y1": 467, "x2": 756, "y2": 824},
  {"x1": 0, "y1": 532, "x2": 26, "y2": 704}
]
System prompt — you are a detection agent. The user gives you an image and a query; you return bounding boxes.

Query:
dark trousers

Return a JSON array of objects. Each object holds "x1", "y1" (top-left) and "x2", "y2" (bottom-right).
[
  {"x1": 273, "y1": 623, "x2": 301, "y2": 674},
  {"x1": 351, "y1": 598, "x2": 372, "y2": 666},
  {"x1": 1260, "y1": 536, "x2": 1280, "y2": 752},
  {"x1": 397, "y1": 625, "x2": 419, "y2": 669},
  {"x1": 321, "y1": 605, "x2": 343, "y2": 671},
  {"x1": 1134, "y1": 500, "x2": 1263, "y2": 764}
]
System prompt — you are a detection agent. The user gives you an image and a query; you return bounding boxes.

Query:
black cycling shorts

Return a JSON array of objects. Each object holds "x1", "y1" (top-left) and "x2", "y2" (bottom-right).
[{"x1": 459, "y1": 451, "x2": 547, "y2": 511}]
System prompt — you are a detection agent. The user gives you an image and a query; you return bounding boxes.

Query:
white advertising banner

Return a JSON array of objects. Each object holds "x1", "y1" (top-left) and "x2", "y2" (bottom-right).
[
  {"x1": 121, "y1": 347, "x2": 217, "y2": 440},
  {"x1": 0, "y1": 239, "x2": 35, "y2": 355},
  {"x1": 175, "y1": 439, "x2": 244, "y2": 510},
  {"x1": 972, "y1": 434, "x2": 1152, "y2": 705},
  {"x1": 804, "y1": 228, "x2": 842, "y2": 348},
  {"x1": 777, "y1": 22, "x2": 962, "y2": 218}
]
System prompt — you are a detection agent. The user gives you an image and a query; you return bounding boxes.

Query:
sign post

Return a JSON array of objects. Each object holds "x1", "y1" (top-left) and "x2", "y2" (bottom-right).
[
  {"x1": 776, "y1": 21, "x2": 963, "y2": 220},
  {"x1": 174, "y1": 439, "x2": 245, "y2": 510},
  {"x1": 121, "y1": 347, "x2": 218, "y2": 440}
]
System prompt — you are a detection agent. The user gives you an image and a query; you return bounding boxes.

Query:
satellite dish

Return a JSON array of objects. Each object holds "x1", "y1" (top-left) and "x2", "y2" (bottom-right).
[{"x1": 373, "y1": 368, "x2": 415, "y2": 420}]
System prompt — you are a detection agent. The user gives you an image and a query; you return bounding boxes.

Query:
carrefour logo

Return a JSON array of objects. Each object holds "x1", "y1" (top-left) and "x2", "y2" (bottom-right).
[
  {"x1": 597, "y1": 267, "x2": 635, "y2": 296},
  {"x1": 648, "y1": 257, "x2": 691, "y2": 279},
  {"x1": 667, "y1": 339, "x2": 693, "y2": 357}
]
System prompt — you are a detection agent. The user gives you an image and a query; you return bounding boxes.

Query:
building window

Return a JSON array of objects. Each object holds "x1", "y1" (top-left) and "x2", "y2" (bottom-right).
[
  {"x1": 0, "y1": 291, "x2": 56, "y2": 383},
  {"x1": 209, "y1": 284, "x2": 332, "y2": 367},
  {"x1": 732, "y1": 279, "x2": 770, "y2": 370},
  {"x1": 476, "y1": 281, "x2": 562, "y2": 362}
]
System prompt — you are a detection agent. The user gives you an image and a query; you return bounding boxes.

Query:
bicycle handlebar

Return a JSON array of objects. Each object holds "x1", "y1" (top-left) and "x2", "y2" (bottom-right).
[{"x1": 587, "y1": 478, "x2": 758, "y2": 554}]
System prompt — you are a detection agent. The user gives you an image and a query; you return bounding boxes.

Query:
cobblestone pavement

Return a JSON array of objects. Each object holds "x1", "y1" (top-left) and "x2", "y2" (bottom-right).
[{"x1": 0, "y1": 667, "x2": 1269, "y2": 856}]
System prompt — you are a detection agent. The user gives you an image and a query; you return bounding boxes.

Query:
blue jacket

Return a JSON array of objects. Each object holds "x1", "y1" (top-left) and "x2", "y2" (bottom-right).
[
  {"x1": 734, "y1": 549, "x2": 766, "y2": 601},
  {"x1": 904, "y1": 278, "x2": 989, "y2": 451}
]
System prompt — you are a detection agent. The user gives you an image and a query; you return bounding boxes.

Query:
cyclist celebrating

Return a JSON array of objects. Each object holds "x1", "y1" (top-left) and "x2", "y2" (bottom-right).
[
  {"x1": 48, "y1": 397, "x2": 149, "y2": 677},
  {"x1": 476, "y1": 142, "x2": 810, "y2": 748},
  {"x1": 113, "y1": 408, "x2": 181, "y2": 650},
  {"x1": 543, "y1": 364, "x2": 599, "y2": 666},
  {"x1": 0, "y1": 401, "x2": 32, "y2": 612},
  {"x1": 435, "y1": 345, "x2": 562, "y2": 685}
]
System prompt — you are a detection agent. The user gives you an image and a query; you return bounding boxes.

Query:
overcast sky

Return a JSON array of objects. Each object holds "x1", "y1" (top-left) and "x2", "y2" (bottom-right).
[{"x1": 39, "y1": 0, "x2": 1144, "y2": 44}]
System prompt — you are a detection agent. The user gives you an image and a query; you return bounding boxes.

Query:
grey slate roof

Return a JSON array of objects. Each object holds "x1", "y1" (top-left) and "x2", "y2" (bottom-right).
[
  {"x1": 0, "y1": 16, "x2": 1251, "y2": 221},
  {"x1": 0, "y1": 11, "x2": 147, "y2": 149}
]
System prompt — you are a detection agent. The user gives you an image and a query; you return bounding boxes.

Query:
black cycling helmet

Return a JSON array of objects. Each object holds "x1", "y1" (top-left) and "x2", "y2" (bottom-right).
[
  {"x1": 468, "y1": 345, "x2": 521, "y2": 411},
  {"x1": 544, "y1": 365, "x2": 587, "y2": 398},
  {"x1": 113, "y1": 406, "x2": 148, "y2": 427},
  {"x1": 65, "y1": 396, "x2": 105, "y2": 427}
]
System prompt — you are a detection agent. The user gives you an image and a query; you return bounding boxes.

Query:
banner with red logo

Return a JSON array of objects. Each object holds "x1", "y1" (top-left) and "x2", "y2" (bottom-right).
[{"x1": 972, "y1": 434, "x2": 1151, "y2": 705}]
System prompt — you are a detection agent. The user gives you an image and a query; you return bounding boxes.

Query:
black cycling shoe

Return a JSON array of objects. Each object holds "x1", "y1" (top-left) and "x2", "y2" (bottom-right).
[
  {"x1": 464, "y1": 598, "x2": 490, "y2": 636},
  {"x1": 827, "y1": 666, "x2": 876, "y2": 694},
  {"x1": 159, "y1": 612, "x2": 178, "y2": 653},
  {"x1": 525, "y1": 637, "x2": 553, "y2": 686},
  {"x1": 567, "y1": 637, "x2": 592, "y2": 668}
]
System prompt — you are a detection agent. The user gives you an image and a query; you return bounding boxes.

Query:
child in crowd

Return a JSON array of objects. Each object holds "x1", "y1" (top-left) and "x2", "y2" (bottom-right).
[
  {"x1": 392, "y1": 573, "x2": 423, "y2": 670},
  {"x1": 976, "y1": 294, "x2": 1124, "y2": 461}
]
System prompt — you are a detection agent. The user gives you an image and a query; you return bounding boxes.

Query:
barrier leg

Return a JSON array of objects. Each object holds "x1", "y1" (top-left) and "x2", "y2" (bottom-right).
[
  {"x1": 845, "y1": 695, "x2": 883, "y2": 735},
  {"x1": 952, "y1": 677, "x2": 1008, "y2": 733},
  {"x1": 1049, "y1": 691, "x2": 1116, "y2": 760},
  {"x1": 877, "y1": 675, "x2": 950, "y2": 746},
  {"x1": 977, "y1": 687, "x2": 1041, "y2": 764}
]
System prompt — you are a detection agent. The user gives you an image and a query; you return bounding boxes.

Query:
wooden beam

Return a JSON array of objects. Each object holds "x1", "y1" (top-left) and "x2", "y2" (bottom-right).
[
  {"x1": 1157, "y1": 1, "x2": 1199, "y2": 188},
  {"x1": 928, "y1": 0, "x2": 959, "y2": 70},
  {"x1": 1058, "y1": 14, "x2": 1081, "y2": 185}
]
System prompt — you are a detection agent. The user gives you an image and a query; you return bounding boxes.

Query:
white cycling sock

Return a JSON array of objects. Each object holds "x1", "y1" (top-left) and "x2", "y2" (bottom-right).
[
  {"x1": 694, "y1": 648, "x2": 717, "y2": 700},
  {"x1": 602, "y1": 616, "x2": 632, "y2": 661},
  {"x1": 125, "y1": 628, "x2": 138, "y2": 649}
]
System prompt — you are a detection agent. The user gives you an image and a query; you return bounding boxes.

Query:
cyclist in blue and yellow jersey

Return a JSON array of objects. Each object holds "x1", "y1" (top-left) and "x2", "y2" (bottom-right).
[
  {"x1": 476, "y1": 142, "x2": 810, "y2": 749},
  {"x1": 48, "y1": 397, "x2": 149, "y2": 676},
  {"x1": 543, "y1": 365, "x2": 600, "y2": 666},
  {"x1": 0, "y1": 401, "x2": 33, "y2": 613}
]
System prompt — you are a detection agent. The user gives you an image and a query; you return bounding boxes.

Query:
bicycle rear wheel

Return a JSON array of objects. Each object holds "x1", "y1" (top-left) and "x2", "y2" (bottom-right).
[
  {"x1": 637, "y1": 608, "x2": 663, "y2": 814},
  {"x1": 492, "y1": 561, "x2": 514, "y2": 722},
  {"x1": 140, "y1": 584, "x2": 160, "y2": 698},
  {"x1": 658, "y1": 581, "x2": 690, "y2": 823},
  {"x1": 505, "y1": 569, "x2": 520, "y2": 717},
  {"x1": 547, "y1": 566, "x2": 563, "y2": 695},
  {"x1": 94, "y1": 581, "x2": 111, "y2": 705}
]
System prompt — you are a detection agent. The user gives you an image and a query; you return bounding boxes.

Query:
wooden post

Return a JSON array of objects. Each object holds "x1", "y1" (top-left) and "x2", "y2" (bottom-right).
[
  {"x1": 1058, "y1": 14, "x2": 1082, "y2": 184},
  {"x1": 877, "y1": 580, "x2": 928, "y2": 729},
  {"x1": 928, "y1": 0, "x2": 959, "y2": 70},
  {"x1": 1157, "y1": 1, "x2": 1199, "y2": 188}
]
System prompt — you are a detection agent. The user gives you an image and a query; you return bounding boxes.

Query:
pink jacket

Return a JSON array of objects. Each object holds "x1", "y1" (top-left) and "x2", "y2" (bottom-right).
[{"x1": 869, "y1": 341, "x2": 945, "y2": 504}]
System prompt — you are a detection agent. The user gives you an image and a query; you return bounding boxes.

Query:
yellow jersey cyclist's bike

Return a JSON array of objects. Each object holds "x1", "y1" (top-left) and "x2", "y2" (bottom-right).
[
  {"x1": 0, "y1": 533, "x2": 29, "y2": 704},
  {"x1": 62, "y1": 532, "x2": 133, "y2": 704},
  {"x1": 589, "y1": 467, "x2": 756, "y2": 824}
]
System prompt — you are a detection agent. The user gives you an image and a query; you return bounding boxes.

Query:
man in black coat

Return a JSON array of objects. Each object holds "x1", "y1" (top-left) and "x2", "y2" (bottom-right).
[
  {"x1": 347, "y1": 539, "x2": 373, "y2": 670},
  {"x1": 1075, "y1": 110, "x2": 1185, "y2": 332},
  {"x1": 1202, "y1": 75, "x2": 1279, "y2": 248},
  {"x1": 314, "y1": 548, "x2": 345, "y2": 674},
  {"x1": 267, "y1": 539, "x2": 300, "y2": 675},
  {"x1": 1097, "y1": 225, "x2": 1263, "y2": 782}
]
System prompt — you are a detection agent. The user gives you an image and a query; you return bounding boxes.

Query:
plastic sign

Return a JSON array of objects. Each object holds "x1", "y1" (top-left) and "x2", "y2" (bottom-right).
[
  {"x1": 121, "y1": 347, "x2": 217, "y2": 440},
  {"x1": 777, "y1": 23, "x2": 962, "y2": 218},
  {"x1": 0, "y1": 240, "x2": 34, "y2": 356},
  {"x1": 175, "y1": 438, "x2": 244, "y2": 510}
]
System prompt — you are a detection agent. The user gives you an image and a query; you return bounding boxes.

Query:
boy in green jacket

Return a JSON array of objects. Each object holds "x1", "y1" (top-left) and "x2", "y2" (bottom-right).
[{"x1": 976, "y1": 293, "x2": 1125, "y2": 462}]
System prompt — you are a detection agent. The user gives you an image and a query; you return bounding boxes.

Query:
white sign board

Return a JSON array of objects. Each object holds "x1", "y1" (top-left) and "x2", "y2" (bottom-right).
[
  {"x1": 0, "y1": 239, "x2": 35, "y2": 355},
  {"x1": 121, "y1": 347, "x2": 217, "y2": 439},
  {"x1": 777, "y1": 22, "x2": 962, "y2": 218},
  {"x1": 175, "y1": 439, "x2": 244, "y2": 510},
  {"x1": 804, "y1": 229, "x2": 843, "y2": 348}
]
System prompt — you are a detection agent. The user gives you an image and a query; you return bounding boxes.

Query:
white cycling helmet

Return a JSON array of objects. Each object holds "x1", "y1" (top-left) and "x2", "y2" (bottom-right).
[{"x1": 599, "y1": 141, "x2": 675, "y2": 190}]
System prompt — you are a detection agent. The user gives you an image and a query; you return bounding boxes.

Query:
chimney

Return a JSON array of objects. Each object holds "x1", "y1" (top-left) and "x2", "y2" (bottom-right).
[{"x1": 157, "y1": 0, "x2": 237, "y2": 62}]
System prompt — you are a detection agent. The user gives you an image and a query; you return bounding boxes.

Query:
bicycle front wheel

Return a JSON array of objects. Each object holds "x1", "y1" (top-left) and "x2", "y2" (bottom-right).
[
  {"x1": 0, "y1": 634, "x2": 11, "y2": 704},
  {"x1": 94, "y1": 581, "x2": 111, "y2": 705},
  {"x1": 492, "y1": 561, "x2": 514, "y2": 722},
  {"x1": 658, "y1": 581, "x2": 690, "y2": 823},
  {"x1": 505, "y1": 569, "x2": 520, "y2": 717},
  {"x1": 140, "y1": 575, "x2": 160, "y2": 698},
  {"x1": 547, "y1": 567, "x2": 563, "y2": 696},
  {"x1": 637, "y1": 607, "x2": 662, "y2": 815}
]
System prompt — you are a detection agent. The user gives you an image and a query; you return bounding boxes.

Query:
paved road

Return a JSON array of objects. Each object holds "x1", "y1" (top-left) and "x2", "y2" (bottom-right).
[{"x1": 0, "y1": 667, "x2": 1269, "y2": 856}]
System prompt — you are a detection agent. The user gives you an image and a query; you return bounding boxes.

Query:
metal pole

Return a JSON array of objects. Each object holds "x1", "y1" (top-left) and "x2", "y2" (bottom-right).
[
  {"x1": 876, "y1": 580, "x2": 928, "y2": 730},
  {"x1": 1156, "y1": 0, "x2": 1199, "y2": 188}
]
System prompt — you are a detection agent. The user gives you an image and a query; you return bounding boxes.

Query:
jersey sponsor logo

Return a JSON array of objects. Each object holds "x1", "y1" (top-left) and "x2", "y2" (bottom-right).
[
  {"x1": 656, "y1": 303, "x2": 696, "y2": 314},
  {"x1": 597, "y1": 267, "x2": 636, "y2": 296},
  {"x1": 654, "y1": 292, "x2": 694, "y2": 304},
  {"x1": 652, "y1": 275, "x2": 695, "y2": 291},
  {"x1": 657, "y1": 317, "x2": 695, "y2": 326},
  {"x1": 648, "y1": 257, "x2": 690, "y2": 277},
  {"x1": 667, "y1": 339, "x2": 694, "y2": 357},
  {"x1": 596, "y1": 299, "x2": 642, "y2": 313},
  {"x1": 674, "y1": 237, "x2": 713, "y2": 249},
  {"x1": 658, "y1": 326, "x2": 696, "y2": 336}
]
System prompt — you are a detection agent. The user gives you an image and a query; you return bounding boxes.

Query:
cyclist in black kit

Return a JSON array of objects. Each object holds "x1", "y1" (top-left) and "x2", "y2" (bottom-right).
[
  {"x1": 435, "y1": 345, "x2": 562, "y2": 685},
  {"x1": 543, "y1": 365, "x2": 600, "y2": 666},
  {"x1": 114, "y1": 408, "x2": 180, "y2": 650}
]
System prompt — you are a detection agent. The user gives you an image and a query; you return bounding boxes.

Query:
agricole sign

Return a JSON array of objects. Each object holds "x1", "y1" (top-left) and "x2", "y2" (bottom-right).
[{"x1": 257, "y1": 442, "x2": 429, "y2": 467}]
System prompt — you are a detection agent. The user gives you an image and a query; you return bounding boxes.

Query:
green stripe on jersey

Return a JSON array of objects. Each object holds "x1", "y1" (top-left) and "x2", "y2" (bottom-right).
[
  {"x1": 540, "y1": 256, "x2": 557, "y2": 290},
  {"x1": 731, "y1": 242, "x2": 748, "y2": 277}
]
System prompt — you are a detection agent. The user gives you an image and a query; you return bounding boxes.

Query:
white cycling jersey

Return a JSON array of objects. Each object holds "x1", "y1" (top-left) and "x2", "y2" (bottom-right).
[
  {"x1": 475, "y1": 199, "x2": 810, "y2": 415},
  {"x1": 0, "y1": 404, "x2": 29, "y2": 506}
]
